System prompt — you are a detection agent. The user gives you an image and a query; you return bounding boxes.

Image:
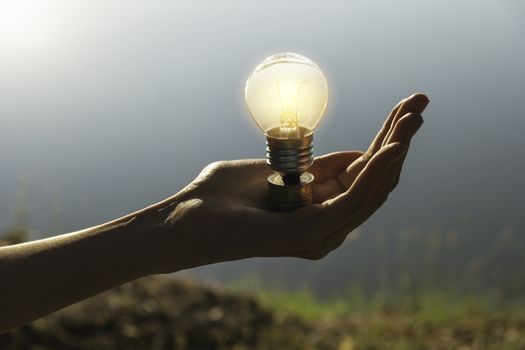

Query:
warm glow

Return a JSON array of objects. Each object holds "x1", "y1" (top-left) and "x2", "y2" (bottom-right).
[
  {"x1": 245, "y1": 52, "x2": 328, "y2": 139},
  {"x1": 277, "y1": 79, "x2": 304, "y2": 138}
]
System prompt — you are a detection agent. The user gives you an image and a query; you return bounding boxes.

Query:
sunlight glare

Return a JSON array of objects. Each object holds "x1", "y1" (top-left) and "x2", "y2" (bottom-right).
[{"x1": 0, "y1": 1, "x2": 57, "y2": 54}]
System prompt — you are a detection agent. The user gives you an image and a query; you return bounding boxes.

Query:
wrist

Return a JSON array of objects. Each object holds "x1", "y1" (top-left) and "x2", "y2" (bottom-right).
[
  {"x1": 129, "y1": 193, "x2": 192, "y2": 275},
  {"x1": 117, "y1": 207, "x2": 171, "y2": 277}
]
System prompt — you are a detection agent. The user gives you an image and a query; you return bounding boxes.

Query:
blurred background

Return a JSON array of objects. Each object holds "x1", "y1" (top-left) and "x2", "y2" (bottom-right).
[{"x1": 1, "y1": 0, "x2": 525, "y2": 348}]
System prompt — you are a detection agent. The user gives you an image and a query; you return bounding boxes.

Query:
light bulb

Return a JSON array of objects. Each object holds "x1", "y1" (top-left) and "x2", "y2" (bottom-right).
[{"x1": 245, "y1": 52, "x2": 329, "y2": 211}]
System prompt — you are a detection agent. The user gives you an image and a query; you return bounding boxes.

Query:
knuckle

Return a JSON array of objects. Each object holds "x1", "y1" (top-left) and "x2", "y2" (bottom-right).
[
  {"x1": 199, "y1": 161, "x2": 229, "y2": 177},
  {"x1": 209, "y1": 160, "x2": 228, "y2": 171},
  {"x1": 200, "y1": 161, "x2": 218, "y2": 175},
  {"x1": 361, "y1": 151, "x2": 373, "y2": 162}
]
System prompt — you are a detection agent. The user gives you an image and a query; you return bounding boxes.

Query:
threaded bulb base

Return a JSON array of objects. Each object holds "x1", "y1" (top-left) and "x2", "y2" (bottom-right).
[{"x1": 265, "y1": 127, "x2": 314, "y2": 211}]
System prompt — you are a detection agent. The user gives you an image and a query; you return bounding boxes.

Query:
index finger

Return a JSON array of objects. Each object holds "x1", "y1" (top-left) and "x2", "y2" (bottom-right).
[{"x1": 382, "y1": 93, "x2": 429, "y2": 147}]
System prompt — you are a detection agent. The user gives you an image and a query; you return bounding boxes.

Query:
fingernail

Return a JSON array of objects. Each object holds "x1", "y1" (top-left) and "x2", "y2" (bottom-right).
[
  {"x1": 409, "y1": 93, "x2": 430, "y2": 112},
  {"x1": 420, "y1": 94, "x2": 430, "y2": 110}
]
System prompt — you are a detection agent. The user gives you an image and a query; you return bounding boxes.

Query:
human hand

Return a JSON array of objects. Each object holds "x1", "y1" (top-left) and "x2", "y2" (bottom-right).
[
  {"x1": 153, "y1": 93, "x2": 429, "y2": 272},
  {"x1": 0, "y1": 93, "x2": 428, "y2": 331}
]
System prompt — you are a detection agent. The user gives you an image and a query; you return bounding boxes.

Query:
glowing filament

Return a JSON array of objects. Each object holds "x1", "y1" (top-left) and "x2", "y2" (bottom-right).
[{"x1": 277, "y1": 80, "x2": 304, "y2": 138}]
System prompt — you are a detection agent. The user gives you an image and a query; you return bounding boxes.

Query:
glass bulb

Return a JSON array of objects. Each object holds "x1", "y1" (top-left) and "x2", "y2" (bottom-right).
[{"x1": 245, "y1": 52, "x2": 328, "y2": 139}]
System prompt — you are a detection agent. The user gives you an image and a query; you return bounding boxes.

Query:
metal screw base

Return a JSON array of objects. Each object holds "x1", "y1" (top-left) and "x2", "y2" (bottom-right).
[
  {"x1": 267, "y1": 173, "x2": 314, "y2": 211},
  {"x1": 266, "y1": 127, "x2": 313, "y2": 176},
  {"x1": 265, "y1": 127, "x2": 314, "y2": 212}
]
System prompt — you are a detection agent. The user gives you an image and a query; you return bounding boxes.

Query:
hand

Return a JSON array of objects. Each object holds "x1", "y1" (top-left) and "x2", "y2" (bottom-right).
[
  {"x1": 0, "y1": 93, "x2": 428, "y2": 331},
  {"x1": 154, "y1": 93, "x2": 429, "y2": 272}
]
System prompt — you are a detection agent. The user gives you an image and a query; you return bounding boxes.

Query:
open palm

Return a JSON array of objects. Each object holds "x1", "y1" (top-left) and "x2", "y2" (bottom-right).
[{"x1": 160, "y1": 93, "x2": 429, "y2": 271}]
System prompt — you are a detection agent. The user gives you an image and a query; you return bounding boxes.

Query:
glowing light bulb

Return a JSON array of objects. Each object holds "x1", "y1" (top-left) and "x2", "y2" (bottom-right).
[
  {"x1": 245, "y1": 52, "x2": 329, "y2": 211},
  {"x1": 245, "y1": 52, "x2": 328, "y2": 140}
]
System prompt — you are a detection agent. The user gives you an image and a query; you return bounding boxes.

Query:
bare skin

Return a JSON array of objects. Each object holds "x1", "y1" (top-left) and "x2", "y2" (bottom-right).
[{"x1": 0, "y1": 93, "x2": 429, "y2": 332}]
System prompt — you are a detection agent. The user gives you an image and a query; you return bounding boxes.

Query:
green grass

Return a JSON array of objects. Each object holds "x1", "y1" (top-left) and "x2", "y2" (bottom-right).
[
  {"x1": 229, "y1": 282, "x2": 525, "y2": 349},
  {"x1": 230, "y1": 279, "x2": 524, "y2": 319}
]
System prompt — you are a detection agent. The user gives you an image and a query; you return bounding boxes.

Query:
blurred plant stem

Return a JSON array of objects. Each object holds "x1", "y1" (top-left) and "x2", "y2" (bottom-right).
[{"x1": 0, "y1": 185, "x2": 31, "y2": 246}]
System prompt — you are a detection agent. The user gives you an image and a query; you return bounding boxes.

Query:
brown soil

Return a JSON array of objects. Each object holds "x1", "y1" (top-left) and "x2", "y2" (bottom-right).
[{"x1": 0, "y1": 276, "x2": 324, "y2": 350}]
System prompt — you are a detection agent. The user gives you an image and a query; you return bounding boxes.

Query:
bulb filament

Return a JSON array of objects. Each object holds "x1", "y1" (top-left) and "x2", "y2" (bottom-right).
[{"x1": 277, "y1": 80, "x2": 304, "y2": 138}]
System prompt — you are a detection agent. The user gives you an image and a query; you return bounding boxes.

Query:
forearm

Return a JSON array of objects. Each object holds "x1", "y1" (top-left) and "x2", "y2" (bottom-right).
[{"x1": 0, "y1": 205, "x2": 167, "y2": 332}]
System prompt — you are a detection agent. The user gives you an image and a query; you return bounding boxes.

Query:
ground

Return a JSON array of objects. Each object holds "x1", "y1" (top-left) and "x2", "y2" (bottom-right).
[{"x1": 2, "y1": 275, "x2": 525, "y2": 350}]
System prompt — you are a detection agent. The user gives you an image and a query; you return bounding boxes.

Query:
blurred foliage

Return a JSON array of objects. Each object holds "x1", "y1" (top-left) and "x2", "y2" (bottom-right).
[
  {"x1": 2, "y1": 275, "x2": 525, "y2": 350},
  {"x1": 0, "y1": 226, "x2": 30, "y2": 247},
  {"x1": 363, "y1": 224, "x2": 525, "y2": 297},
  {"x1": 0, "y1": 187, "x2": 31, "y2": 246},
  {"x1": 238, "y1": 223, "x2": 525, "y2": 300},
  {"x1": 231, "y1": 285, "x2": 525, "y2": 349}
]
